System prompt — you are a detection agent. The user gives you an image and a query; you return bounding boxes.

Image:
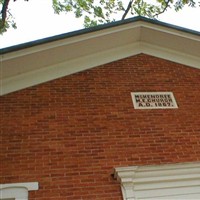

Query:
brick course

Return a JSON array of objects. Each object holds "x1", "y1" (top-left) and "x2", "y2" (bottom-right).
[{"x1": 1, "y1": 54, "x2": 200, "y2": 199}]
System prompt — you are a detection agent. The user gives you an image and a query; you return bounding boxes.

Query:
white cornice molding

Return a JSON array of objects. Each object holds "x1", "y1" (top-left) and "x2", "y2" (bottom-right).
[
  {"x1": 2, "y1": 21, "x2": 199, "y2": 62},
  {"x1": 114, "y1": 162, "x2": 200, "y2": 200},
  {"x1": 1, "y1": 20, "x2": 200, "y2": 96},
  {"x1": 1, "y1": 23, "x2": 141, "y2": 62}
]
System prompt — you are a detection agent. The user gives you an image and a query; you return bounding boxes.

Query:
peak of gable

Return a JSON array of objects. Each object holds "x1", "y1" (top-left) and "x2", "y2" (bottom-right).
[{"x1": 1, "y1": 17, "x2": 200, "y2": 96}]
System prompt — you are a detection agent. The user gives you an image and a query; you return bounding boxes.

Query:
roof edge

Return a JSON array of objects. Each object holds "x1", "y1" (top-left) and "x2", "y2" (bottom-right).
[{"x1": 1, "y1": 16, "x2": 200, "y2": 55}]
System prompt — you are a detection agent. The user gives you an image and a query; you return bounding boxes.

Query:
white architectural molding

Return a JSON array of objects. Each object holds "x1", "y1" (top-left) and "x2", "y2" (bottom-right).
[
  {"x1": 0, "y1": 182, "x2": 38, "y2": 200},
  {"x1": 114, "y1": 162, "x2": 200, "y2": 200},
  {"x1": 1, "y1": 18, "x2": 200, "y2": 96}
]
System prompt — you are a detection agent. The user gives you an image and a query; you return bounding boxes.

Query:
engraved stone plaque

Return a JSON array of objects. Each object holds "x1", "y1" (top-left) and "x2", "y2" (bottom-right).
[{"x1": 131, "y1": 92, "x2": 178, "y2": 109}]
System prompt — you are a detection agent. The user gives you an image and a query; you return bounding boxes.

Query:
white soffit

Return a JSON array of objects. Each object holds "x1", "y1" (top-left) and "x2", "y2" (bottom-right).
[
  {"x1": 1, "y1": 19, "x2": 200, "y2": 95},
  {"x1": 114, "y1": 162, "x2": 200, "y2": 200}
]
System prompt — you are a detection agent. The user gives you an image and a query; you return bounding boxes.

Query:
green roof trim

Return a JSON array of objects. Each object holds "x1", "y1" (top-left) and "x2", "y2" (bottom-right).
[{"x1": 1, "y1": 16, "x2": 200, "y2": 55}]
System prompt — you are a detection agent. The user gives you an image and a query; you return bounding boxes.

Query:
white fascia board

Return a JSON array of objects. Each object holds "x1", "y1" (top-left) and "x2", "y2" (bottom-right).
[
  {"x1": 1, "y1": 22, "x2": 141, "y2": 62},
  {"x1": 1, "y1": 42, "x2": 141, "y2": 95},
  {"x1": 2, "y1": 21, "x2": 199, "y2": 62}
]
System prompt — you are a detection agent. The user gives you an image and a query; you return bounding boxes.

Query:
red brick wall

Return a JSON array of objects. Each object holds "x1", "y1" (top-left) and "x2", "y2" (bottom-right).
[{"x1": 1, "y1": 54, "x2": 200, "y2": 199}]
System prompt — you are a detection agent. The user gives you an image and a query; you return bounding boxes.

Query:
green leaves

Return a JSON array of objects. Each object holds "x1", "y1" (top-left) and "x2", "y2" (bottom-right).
[
  {"x1": 51, "y1": 0, "x2": 199, "y2": 28},
  {"x1": 84, "y1": 16, "x2": 98, "y2": 27},
  {"x1": 94, "y1": 6, "x2": 104, "y2": 18},
  {"x1": 174, "y1": 0, "x2": 196, "y2": 11},
  {"x1": 0, "y1": 0, "x2": 199, "y2": 33},
  {"x1": 0, "y1": 0, "x2": 17, "y2": 34},
  {"x1": 52, "y1": 0, "x2": 128, "y2": 27},
  {"x1": 53, "y1": 0, "x2": 73, "y2": 14}
]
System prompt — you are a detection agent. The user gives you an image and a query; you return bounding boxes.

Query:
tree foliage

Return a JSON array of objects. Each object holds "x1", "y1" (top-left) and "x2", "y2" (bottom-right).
[
  {"x1": 0, "y1": 0, "x2": 28, "y2": 34},
  {"x1": 0, "y1": 0, "x2": 199, "y2": 34},
  {"x1": 52, "y1": 0, "x2": 198, "y2": 27}
]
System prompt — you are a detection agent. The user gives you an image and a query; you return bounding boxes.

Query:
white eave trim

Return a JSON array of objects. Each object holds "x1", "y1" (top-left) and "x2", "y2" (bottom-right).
[
  {"x1": 1, "y1": 20, "x2": 200, "y2": 96},
  {"x1": 114, "y1": 162, "x2": 200, "y2": 200},
  {"x1": 1, "y1": 20, "x2": 199, "y2": 61},
  {"x1": 0, "y1": 22, "x2": 142, "y2": 62}
]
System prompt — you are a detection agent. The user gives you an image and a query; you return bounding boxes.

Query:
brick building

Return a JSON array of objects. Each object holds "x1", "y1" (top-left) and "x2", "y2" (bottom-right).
[{"x1": 1, "y1": 17, "x2": 200, "y2": 200}]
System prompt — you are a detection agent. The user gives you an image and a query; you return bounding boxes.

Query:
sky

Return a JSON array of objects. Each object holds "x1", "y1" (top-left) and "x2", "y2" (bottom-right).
[{"x1": 0, "y1": 0, "x2": 200, "y2": 48}]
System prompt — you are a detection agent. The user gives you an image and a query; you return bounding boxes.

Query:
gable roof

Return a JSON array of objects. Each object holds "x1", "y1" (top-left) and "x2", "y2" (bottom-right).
[{"x1": 1, "y1": 16, "x2": 200, "y2": 96}]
